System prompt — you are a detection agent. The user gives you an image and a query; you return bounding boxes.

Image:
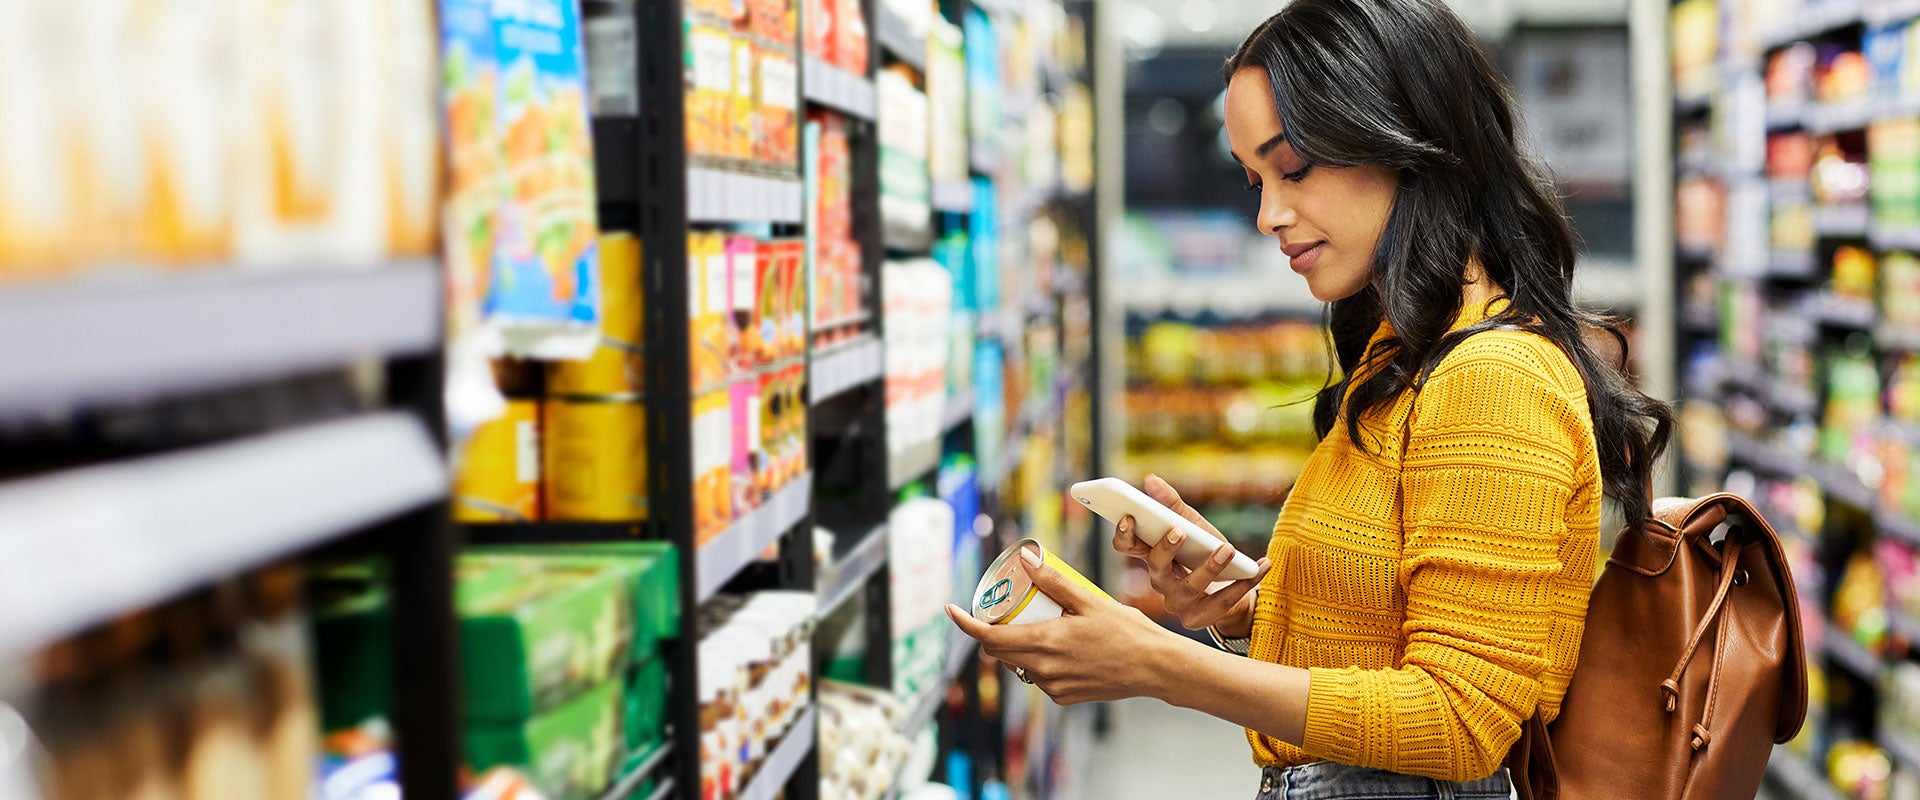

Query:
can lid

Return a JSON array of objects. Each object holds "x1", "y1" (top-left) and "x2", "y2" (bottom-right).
[{"x1": 973, "y1": 540, "x2": 1042, "y2": 624}]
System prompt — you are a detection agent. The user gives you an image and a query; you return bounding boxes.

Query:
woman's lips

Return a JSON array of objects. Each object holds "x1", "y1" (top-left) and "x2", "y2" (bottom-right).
[{"x1": 1285, "y1": 241, "x2": 1325, "y2": 272}]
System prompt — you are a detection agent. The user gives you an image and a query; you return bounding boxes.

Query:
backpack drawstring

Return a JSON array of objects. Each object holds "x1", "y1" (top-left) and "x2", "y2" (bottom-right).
[{"x1": 1657, "y1": 539, "x2": 1747, "y2": 751}]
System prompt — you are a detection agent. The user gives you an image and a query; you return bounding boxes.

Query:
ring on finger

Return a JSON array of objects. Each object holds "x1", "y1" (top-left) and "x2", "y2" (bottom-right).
[{"x1": 1013, "y1": 665, "x2": 1035, "y2": 684}]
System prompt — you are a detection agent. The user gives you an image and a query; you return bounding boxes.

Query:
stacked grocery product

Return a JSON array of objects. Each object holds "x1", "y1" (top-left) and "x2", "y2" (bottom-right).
[
  {"x1": 879, "y1": 68, "x2": 934, "y2": 247},
  {"x1": 698, "y1": 591, "x2": 818, "y2": 800},
  {"x1": 683, "y1": 0, "x2": 801, "y2": 170},
  {"x1": 818, "y1": 681, "x2": 917, "y2": 800},
  {"x1": 29, "y1": 567, "x2": 319, "y2": 800},
  {"x1": 884, "y1": 259, "x2": 956, "y2": 476},
  {"x1": 453, "y1": 234, "x2": 649, "y2": 525},
  {"x1": 808, "y1": 111, "x2": 871, "y2": 346},
  {"x1": 0, "y1": 0, "x2": 439, "y2": 278},
  {"x1": 1120, "y1": 318, "x2": 1323, "y2": 548},
  {"x1": 690, "y1": 230, "x2": 811, "y2": 542},
  {"x1": 313, "y1": 545, "x2": 680, "y2": 800},
  {"x1": 804, "y1": 0, "x2": 869, "y2": 73},
  {"x1": 888, "y1": 496, "x2": 958, "y2": 705},
  {"x1": 1671, "y1": 1, "x2": 1920, "y2": 795}
]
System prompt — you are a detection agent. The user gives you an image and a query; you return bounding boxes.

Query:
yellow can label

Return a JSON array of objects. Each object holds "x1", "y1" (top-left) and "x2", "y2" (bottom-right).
[
  {"x1": 544, "y1": 397, "x2": 650, "y2": 522},
  {"x1": 454, "y1": 399, "x2": 540, "y2": 522}
]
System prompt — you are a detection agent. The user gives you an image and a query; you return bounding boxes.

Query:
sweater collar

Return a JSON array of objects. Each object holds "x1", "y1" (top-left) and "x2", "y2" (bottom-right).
[{"x1": 1369, "y1": 296, "x2": 1511, "y2": 344}]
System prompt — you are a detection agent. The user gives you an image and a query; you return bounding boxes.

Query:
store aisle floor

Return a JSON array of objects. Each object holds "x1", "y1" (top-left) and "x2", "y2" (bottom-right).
[{"x1": 1085, "y1": 697, "x2": 1254, "y2": 798}]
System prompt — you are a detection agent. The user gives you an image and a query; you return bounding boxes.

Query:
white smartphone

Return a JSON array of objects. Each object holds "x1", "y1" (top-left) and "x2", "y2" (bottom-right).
[{"x1": 1068, "y1": 477, "x2": 1261, "y2": 580}]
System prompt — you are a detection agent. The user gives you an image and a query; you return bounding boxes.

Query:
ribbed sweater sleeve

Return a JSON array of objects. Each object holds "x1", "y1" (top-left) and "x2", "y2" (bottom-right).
[{"x1": 1296, "y1": 340, "x2": 1587, "y2": 781}]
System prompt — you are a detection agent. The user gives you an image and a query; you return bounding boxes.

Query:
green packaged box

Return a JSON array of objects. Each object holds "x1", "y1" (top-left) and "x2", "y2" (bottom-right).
[
  {"x1": 457, "y1": 556, "x2": 632, "y2": 722},
  {"x1": 467, "y1": 542, "x2": 681, "y2": 660},
  {"x1": 467, "y1": 678, "x2": 625, "y2": 800},
  {"x1": 622, "y1": 657, "x2": 670, "y2": 765},
  {"x1": 309, "y1": 563, "x2": 394, "y2": 732}
]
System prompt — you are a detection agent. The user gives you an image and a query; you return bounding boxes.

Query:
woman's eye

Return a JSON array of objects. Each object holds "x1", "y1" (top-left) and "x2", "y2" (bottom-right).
[{"x1": 1282, "y1": 165, "x2": 1313, "y2": 183}]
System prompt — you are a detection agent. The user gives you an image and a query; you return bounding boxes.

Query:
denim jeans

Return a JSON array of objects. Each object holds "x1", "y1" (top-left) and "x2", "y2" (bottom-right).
[{"x1": 1255, "y1": 762, "x2": 1513, "y2": 800}]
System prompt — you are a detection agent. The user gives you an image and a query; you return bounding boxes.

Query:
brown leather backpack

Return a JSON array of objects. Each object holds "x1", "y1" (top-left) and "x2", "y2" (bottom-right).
[{"x1": 1506, "y1": 493, "x2": 1810, "y2": 799}]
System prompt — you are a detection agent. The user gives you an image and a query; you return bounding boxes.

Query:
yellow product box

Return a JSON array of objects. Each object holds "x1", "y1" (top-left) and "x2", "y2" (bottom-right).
[
  {"x1": 731, "y1": 34, "x2": 759, "y2": 162},
  {"x1": 455, "y1": 398, "x2": 542, "y2": 523},
  {"x1": 544, "y1": 395, "x2": 650, "y2": 522}
]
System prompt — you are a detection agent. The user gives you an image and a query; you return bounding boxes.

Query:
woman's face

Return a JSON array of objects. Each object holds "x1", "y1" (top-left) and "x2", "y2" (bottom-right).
[{"x1": 1223, "y1": 67, "x2": 1398, "y2": 303}]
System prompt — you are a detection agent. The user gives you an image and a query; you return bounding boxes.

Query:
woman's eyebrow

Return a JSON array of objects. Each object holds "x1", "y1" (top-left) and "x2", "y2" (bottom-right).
[{"x1": 1254, "y1": 132, "x2": 1287, "y2": 158}]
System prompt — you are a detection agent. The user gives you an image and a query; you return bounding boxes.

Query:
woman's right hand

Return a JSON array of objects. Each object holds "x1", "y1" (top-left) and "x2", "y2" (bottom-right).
[{"x1": 1112, "y1": 475, "x2": 1271, "y2": 637}]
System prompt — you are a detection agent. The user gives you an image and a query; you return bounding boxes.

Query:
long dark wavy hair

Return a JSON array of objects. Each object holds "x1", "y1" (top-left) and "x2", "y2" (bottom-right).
[{"x1": 1225, "y1": 0, "x2": 1672, "y2": 529}]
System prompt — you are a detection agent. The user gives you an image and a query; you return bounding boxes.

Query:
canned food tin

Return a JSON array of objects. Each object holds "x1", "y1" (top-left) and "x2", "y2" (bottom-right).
[
  {"x1": 550, "y1": 234, "x2": 645, "y2": 395},
  {"x1": 544, "y1": 394, "x2": 650, "y2": 521},
  {"x1": 972, "y1": 539, "x2": 1113, "y2": 625},
  {"x1": 454, "y1": 399, "x2": 540, "y2": 522}
]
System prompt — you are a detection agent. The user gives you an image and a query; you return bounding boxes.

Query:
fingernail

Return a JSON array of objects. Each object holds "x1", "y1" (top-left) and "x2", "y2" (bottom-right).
[
  {"x1": 1020, "y1": 548, "x2": 1042, "y2": 569},
  {"x1": 1169, "y1": 532, "x2": 1184, "y2": 545},
  {"x1": 1214, "y1": 546, "x2": 1233, "y2": 565}
]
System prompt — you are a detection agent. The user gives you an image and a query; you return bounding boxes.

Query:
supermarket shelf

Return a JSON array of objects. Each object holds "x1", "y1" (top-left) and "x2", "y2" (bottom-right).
[
  {"x1": 0, "y1": 412, "x2": 446, "y2": 659},
  {"x1": 803, "y1": 56, "x2": 877, "y2": 120},
  {"x1": 696, "y1": 474, "x2": 815, "y2": 604},
  {"x1": 1807, "y1": 100, "x2": 1873, "y2": 134},
  {"x1": 1771, "y1": 176, "x2": 1812, "y2": 200},
  {"x1": 1680, "y1": 303, "x2": 1719, "y2": 333},
  {"x1": 1765, "y1": 377, "x2": 1820, "y2": 417},
  {"x1": 0, "y1": 262, "x2": 438, "y2": 417},
  {"x1": 1761, "y1": 0, "x2": 1864, "y2": 50},
  {"x1": 1677, "y1": 243, "x2": 1718, "y2": 263},
  {"x1": 1876, "y1": 506, "x2": 1920, "y2": 547},
  {"x1": 1807, "y1": 291, "x2": 1878, "y2": 328},
  {"x1": 1726, "y1": 430, "x2": 1811, "y2": 478},
  {"x1": 943, "y1": 388, "x2": 975, "y2": 432},
  {"x1": 688, "y1": 167, "x2": 804, "y2": 224},
  {"x1": 818, "y1": 523, "x2": 889, "y2": 615},
  {"x1": 810, "y1": 336, "x2": 884, "y2": 405},
  {"x1": 1867, "y1": 0, "x2": 1920, "y2": 25},
  {"x1": 1872, "y1": 222, "x2": 1920, "y2": 252},
  {"x1": 875, "y1": 4, "x2": 926, "y2": 72},
  {"x1": 1884, "y1": 416, "x2": 1920, "y2": 448},
  {"x1": 889, "y1": 439, "x2": 942, "y2": 491},
  {"x1": 1883, "y1": 729, "x2": 1920, "y2": 774},
  {"x1": 1814, "y1": 460, "x2": 1878, "y2": 510},
  {"x1": 1811, "y1": 203, "x2": 1872, "y2": 237},
  {"x1": 898, "y1": 636, "x2": 979, "y2": 736},
  {"x1": 1675, "y1": 91, "x2": 1714, "y2": 116},
  {"x1": 970, "y1": 143, "x2": 1000, "y2": 175},
  {"x1": 970, "y1": 0, "x2": 1023, "y2": 16},
  {"x1": 1889, "y1": 610, "x2": 1920, "y2": 646},
  {"x1": 931, "y1": 179, "x2": 976, "y2": 214},
  {"x1": 1767, "y1": 101, "x2": 1807, "y2": 131},
  {"x1": 739, "y1": 707, "x2": 817, "y2": 800},
  {"x1": 1766, "y1": 746, "x2": 1846, "y2": 800},
  {"x1": 1825, "y1": 623, "x2": 1885, "y2": 680},
  {"x1": 1879, "y1": 324, "x2": 1920, "y2": 351},
  {"x1": 1767, "y1": 249, "x2": 1820, "y2": 279},
  {"x1": 600, "y1": 743, "x2": 673, "y2": 800}
]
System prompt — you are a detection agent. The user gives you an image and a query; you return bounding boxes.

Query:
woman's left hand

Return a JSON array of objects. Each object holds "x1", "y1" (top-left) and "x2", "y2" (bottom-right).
[{"x1": 945, "y1": 547, "x2": 1185, "y2": 706}]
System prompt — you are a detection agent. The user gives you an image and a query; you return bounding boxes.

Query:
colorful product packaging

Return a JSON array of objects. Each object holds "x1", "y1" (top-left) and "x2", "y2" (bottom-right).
[
  {"x1": 730, "y1": 34, "x2": 758, "y2": 161},
  {"x1": 455, "y1": 397, "x2": 543, "y2": 522},
  {"x1": 466, "y1": 543, "x2": 680, "y2": 663},
  {"x1": 456, "y1": 557, "x2": 632, "y2": 722},
  {"x1": 686, "y1": 22, "x2": 732, "y2": 158},
  {"x1": 550, "y1": 233, "x2": 646, "y2": 395},
  {"x1": 760, "y1": 49, "x2": 800, "y2": 167},
  {"x1": 543, "y1": 395, "x2": 651, "y2": 521},
  {"x1": 693, "y1": 389, "x2": 734, "y2": 541},
  {"x1": 475, "y1": 0, "x2": 603, "y2": 357},
  {"x1": 465, "y1": 679, "x2": 625, "y2": 800}
]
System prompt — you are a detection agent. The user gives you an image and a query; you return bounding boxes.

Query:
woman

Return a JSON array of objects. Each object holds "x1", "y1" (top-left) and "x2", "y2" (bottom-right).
[{"x1": 946, "y1": 0, "x2": 1672, "y2": 797}]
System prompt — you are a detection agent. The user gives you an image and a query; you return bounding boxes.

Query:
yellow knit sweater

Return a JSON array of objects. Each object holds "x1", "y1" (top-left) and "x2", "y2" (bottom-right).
[{"x1": 1246, "y1": 300, "x2": 1601, "y2": 781}]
